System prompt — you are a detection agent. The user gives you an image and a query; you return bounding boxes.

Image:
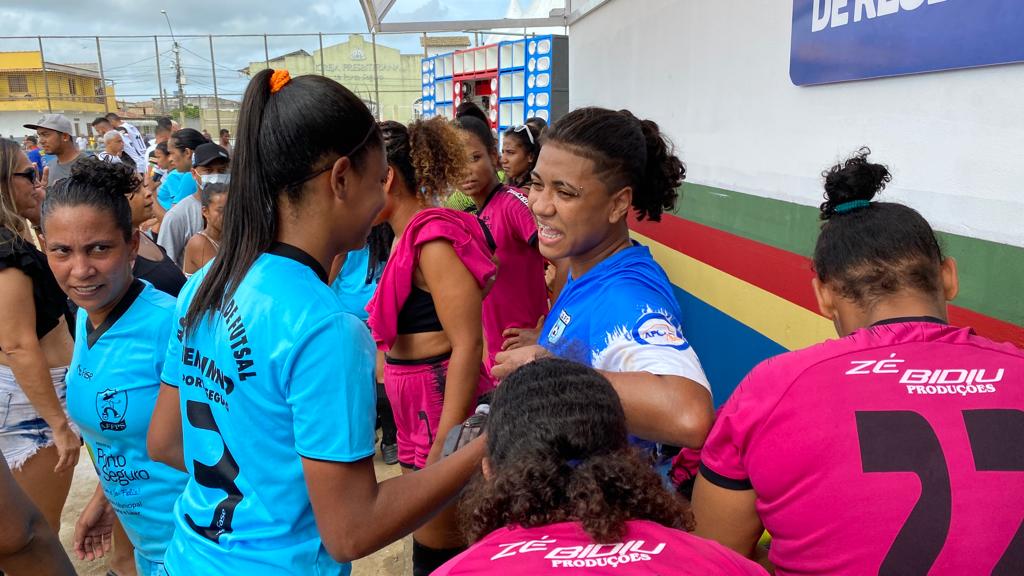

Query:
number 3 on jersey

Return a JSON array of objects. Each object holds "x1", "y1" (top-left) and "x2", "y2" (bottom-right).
[
  {"x1": 184, "y1": 400, "x2": 244, "y2": 542},
  {"x1": 856, "y1": 409, "x2": 1024, "y2": 575}
]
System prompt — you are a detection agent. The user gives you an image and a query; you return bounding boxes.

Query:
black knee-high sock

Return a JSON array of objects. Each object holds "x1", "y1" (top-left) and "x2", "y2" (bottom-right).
[
  {"x1": 377, "y1": 382, "x2": 397, "y2": 445},
  {"x1": 412, "y1": 540, "x2": 464, "y2": 576}
]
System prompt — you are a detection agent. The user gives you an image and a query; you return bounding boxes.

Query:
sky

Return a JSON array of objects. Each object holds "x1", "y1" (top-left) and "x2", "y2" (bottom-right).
[{"x1": 0, "y1": 0, "x2": 523, "y2": 102}]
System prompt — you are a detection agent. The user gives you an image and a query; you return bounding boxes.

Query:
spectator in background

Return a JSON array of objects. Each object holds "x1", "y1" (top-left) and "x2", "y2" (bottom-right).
[
  {"x1": 201, "y1": 128, "x2": 212, "y2": 140},
  {"x1": 218, "y1": 128, "x2": 232, "y2": 156},
  {"x1": 146, "y1": 117, "x2": 174, "y2": 159},
  {"x1": 75, "y1": 134, "x2": 88, "y2": 151},
  {"x1": 24, "y1": 114, "x2": 81, "y2": 191},
  {"x1": 97, "y1": 131, "x2": 136, "y2": 171},
  {"x1": 158, "y1": 128, "x2": 207, "y2": 209},
  {"x1": 23, "y1": 135, "x2": 43, "y2": 173},
  {"x1": 105, "y1": 112, "x2": 148, "y2": 168},
  {"x1": 157, "y1": 142, "x2": 229, "y2": 266}
]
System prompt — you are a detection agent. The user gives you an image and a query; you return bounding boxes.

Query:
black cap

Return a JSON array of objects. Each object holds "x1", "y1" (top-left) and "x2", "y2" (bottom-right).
[{"x1": 192, "y1": 143, "x2": 230, "y2": 167}]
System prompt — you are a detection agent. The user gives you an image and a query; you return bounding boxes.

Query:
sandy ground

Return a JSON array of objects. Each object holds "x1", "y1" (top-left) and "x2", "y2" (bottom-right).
[{"x1": 59, "y1": 445, "x2": 410, "y2": 576}]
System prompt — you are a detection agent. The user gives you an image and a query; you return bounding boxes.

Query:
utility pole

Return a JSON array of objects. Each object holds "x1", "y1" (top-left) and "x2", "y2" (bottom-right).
[{"x1": 162, "y1": 10, "x2": 186, "y2": 126}]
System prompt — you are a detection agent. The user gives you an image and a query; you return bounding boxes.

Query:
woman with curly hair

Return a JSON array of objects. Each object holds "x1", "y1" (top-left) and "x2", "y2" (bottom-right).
[
  {"x1": 366, "y1": 117, "x2": 496, "y2": 575},
  {"x1": 435, "y1": 358, "x2": 766, "y2": 575}
]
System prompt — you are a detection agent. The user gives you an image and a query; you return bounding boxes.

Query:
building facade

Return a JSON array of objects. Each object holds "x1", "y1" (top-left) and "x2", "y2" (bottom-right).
[
  {"x1": 0, "y1": 51, "x2": 116, "y2": 137},
  {"x1": 244, "y1": 34, "x2": 423, "y2": 123}
]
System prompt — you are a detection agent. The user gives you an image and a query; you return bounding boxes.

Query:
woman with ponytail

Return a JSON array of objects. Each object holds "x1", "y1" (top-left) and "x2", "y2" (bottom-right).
[
  {"x1": 366, "y1": 117, "x2": 496, "y2": 574},
  {"x1": 692, "y1": 148, "x2": 1024, "y2": 575},
  {"x1": 492, "y1": 107, "x2": 714, "y2": 455},
  {"x1": 435, "y1": 358, "x2": 766, "y2": 575},
  {"x1": 147, "y1": 70, "x2": 486, "y2": 575}
]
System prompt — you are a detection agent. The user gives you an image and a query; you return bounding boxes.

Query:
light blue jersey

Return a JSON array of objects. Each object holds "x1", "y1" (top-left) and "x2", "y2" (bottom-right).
[
  {"x1": 66, "y1": 280, "x2": 188, "y2": 567},
  {"x1": 541, "y1": 243, "x2": 710, "y2": 399},
  {"x1": 156, "y1": 170, "x2": 196, "y2": 209},
  {"x1": 161, "y1": 243, "x2": 377, "y2": 575},
  {"x1": 329, "y1": 245, "x2": 380, "y2": 321}
]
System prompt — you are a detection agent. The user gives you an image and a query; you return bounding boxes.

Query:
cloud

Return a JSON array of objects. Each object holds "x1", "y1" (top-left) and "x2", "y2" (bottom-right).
[{"x1": 1, "y1": 0, "x2": 520, "y2": 102}]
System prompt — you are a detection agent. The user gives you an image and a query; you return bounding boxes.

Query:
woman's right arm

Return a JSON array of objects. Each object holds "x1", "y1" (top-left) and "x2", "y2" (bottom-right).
[
  {"x1": 302, "y1": 436, "x2": 485, "y2": 563},
  {"x1": 147, "y1": 384, "x2": 185, "y2": 471},
  {"x1": 0, "y1": 268, "x2": 79, "y2": 472}
]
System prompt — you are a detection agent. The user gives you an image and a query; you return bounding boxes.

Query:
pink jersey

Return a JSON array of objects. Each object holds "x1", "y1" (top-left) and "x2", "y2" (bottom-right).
[
  {"x1": 701, "y1": 318, "x2": 1024, "y2": 575},
  {"x1": 433, "y1": 520, "x2": 767, "y2": 575},
  {"x1": 477, "y1": 185, "x2": 548, "y2": 370}
]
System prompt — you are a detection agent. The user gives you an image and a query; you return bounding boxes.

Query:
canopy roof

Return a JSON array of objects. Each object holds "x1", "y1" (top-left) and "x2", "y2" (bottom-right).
[{"x1": 357, "y1": 0, "x2": 610, "y2": 33}]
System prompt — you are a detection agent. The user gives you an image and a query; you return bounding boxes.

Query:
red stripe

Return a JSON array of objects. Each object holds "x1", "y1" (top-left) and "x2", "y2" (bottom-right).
[
  {"x1": 631, "y1": 213, "x2": 1024, "y2": 348},
  {"x1": 630, "y1": 214, "x2": 821, "y2": 313}
]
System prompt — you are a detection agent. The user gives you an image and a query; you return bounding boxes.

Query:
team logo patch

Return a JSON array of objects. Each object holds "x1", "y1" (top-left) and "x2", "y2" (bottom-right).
[
  {"x1": 96, "y1": 389, "x2": 127, "y2": 432},
  {"x1": 547, "y1": 310, "x2": 572, "y2": 344},
  {"x1": 631, "y1": 312, "x2": 690, "y2": 350}
]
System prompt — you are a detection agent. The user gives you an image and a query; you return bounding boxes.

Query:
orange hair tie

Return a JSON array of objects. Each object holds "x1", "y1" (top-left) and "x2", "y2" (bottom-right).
[{"x1": 269, "y1": 69, "x2": 291, "y2": 94}]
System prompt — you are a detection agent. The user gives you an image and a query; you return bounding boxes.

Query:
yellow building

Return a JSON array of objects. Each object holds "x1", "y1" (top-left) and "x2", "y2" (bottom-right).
[
  {"x1": 0, "y1": 51, "x2": 117, "y2": 137},
  {"x1": 244, "y1": 35, "x2": 422, "y2": 123}
]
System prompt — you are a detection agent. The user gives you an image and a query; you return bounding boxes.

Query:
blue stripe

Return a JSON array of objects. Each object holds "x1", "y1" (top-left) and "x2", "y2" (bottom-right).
[{"x1": 673, "y1": 286, "x2": 786, "y2": 406}]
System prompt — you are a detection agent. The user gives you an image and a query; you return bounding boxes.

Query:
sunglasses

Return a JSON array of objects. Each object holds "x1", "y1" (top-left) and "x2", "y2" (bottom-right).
[
  {"x1": 12, "y1": 168, "x2": 38, "y2": 184},
  {"x1": 512, "y1": 124, "x2": 535, "y2": 146}
]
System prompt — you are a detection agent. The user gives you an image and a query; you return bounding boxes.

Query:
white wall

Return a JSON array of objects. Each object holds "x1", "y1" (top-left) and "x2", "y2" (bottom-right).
[
  {"x1": 1, "y1": 110, "x2": 97, "y2": 140},
  {"x1": 568, "y1": 0, "x2": 1024, "y2": 247}
]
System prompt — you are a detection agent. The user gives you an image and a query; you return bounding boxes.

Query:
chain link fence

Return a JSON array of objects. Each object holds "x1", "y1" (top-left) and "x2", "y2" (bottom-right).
[{"x1": 0, "y1": 31, "x2": 535, "y2": 143}]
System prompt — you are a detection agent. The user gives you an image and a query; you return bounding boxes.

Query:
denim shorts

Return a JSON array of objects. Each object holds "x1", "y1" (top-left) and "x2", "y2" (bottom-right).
[{"x1": 0, "y1": 364, "x2": 73, "y2": 470}]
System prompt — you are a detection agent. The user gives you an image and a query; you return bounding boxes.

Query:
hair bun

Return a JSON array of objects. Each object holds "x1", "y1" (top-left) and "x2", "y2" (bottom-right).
[{"x1": 820, "y1": 147, "x2": 891, "y2": 220}]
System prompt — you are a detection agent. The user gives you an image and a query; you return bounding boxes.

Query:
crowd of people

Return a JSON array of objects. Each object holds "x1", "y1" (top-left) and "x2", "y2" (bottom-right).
[{"x1": 0, "y1": 66, "x2": 1020, "y2": 576}]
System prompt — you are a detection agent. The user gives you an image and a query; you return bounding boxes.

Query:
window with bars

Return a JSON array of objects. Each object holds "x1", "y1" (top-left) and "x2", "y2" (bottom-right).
[
  {"x1": 8, "y1": 75, "x2": 28, "y2": 93},
  {"x1": 67, "y1": 77, "x2": 77, "y2": 95}
]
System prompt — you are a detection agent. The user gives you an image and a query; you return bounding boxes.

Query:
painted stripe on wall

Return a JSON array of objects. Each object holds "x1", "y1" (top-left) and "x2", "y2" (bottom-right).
[
  {"x1": 633, "y1": 232, "x2": 838, "y2": 351},
  {"x1": 633, "y1": 212, "x2": 1024, "y2": 347},
  {"x1": 672, "y1": 285, "x2": 786, "y2": 405},
  {"x1": 671, "y1": 183, "x2": 1024, "y2": 327}
]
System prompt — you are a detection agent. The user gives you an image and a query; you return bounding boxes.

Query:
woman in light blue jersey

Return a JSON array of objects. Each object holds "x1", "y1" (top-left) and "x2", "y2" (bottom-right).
[
  {"x1": 493, "y1": 107, "x2": 715, "y2": 453},
  {"x1": 146, "y1": 69, "x2": 485, "y2": 576},
  {"x1": 40, "y1": 156, "x2": 187, "y2": 576}
]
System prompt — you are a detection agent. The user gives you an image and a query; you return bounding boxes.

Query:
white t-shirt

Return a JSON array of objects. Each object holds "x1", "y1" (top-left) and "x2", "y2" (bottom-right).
[{"x1": 156, "y1": 194, "x2": 204, "y2": 267}]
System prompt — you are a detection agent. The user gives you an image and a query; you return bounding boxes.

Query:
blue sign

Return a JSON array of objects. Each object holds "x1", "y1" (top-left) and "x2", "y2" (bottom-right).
[{"x1": 791, "y1": 0, "x2": 1024, "y2": 85}]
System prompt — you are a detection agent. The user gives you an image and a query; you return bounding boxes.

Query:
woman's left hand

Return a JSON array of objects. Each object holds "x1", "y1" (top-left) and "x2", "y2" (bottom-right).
[{"x1": 492, "y1": 345, "x2": 550, "y2": 380}]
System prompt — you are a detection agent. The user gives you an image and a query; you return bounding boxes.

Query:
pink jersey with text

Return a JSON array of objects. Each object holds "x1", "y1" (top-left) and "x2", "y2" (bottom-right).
[
  {"x1": 477, "y1": 186, "x2": 548, "y2": 371},
  {"x1": 433, "y1": 520, "x2": 767, "y2": 575},
  {"x1": 701, "y1": 319, "x2": 1024, "y2": 575}
]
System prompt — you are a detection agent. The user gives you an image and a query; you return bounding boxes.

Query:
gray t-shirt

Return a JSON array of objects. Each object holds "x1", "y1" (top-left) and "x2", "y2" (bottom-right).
[
  {"x1": 46, "y1": 153, "x2": 80, "y2": 191},
  {"x1": 157, "y1": 194, "x2": 204, "y2": 267}
]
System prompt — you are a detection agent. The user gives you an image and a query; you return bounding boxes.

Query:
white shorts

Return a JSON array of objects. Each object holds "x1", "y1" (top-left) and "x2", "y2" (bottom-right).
[{"x1": 0, "y1": 364, "x2": 74, "y2": 470}]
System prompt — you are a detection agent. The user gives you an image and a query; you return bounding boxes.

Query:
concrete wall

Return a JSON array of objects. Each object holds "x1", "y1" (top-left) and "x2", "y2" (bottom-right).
[{"x1": 568, "y1": 0, "x2": 1024, "y2": 248}]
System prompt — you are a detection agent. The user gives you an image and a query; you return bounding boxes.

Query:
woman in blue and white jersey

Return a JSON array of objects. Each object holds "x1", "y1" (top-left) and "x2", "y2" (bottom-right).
[
  {"x1": 494, "y1": 107, "x2": 714, "y2": 451},
  {"x1": 146, "y1": 69, "x2": 485, "y2": 576},
  {"x1": 40, "y1": 156, "x2": 187, "y2": 575}
]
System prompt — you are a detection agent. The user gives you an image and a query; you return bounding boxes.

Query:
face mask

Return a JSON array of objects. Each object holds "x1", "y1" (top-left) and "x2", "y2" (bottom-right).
[{"x1": 200, "y1": 173, "x2": 230, "y2": 186}]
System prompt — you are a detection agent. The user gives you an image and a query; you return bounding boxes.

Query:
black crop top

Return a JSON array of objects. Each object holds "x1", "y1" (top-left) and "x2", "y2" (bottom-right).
[
  {"x1": 0, "y1": 229, "x2": 69, "y2": 341},
  {"x1": 397, "y1": 285, "x2": 444, "y2": 334}
]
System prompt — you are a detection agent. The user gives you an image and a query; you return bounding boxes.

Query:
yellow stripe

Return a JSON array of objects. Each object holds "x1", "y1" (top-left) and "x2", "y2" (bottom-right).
[{"x1": 632, "y1": 232, "x2": 837, "y2": 351}]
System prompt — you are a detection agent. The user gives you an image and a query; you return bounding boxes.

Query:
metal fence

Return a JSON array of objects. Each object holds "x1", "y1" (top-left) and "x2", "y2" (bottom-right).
[{"x1": 0, "y1": 31, "x2": 536, "y2": 139}]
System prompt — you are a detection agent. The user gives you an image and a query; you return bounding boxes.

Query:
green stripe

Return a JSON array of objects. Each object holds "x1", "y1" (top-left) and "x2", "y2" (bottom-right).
[{"x1": 674, "y1": 183, "x2": 1024, "y2": 327}]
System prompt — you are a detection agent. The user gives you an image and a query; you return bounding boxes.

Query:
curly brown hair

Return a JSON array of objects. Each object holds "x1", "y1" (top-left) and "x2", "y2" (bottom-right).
[
  {"x1": 459, "y1": 358, "x2": 693, "y2": 544},
  {"x1": 380, "y1": 117, "x2": 467, "y2": 204}
]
